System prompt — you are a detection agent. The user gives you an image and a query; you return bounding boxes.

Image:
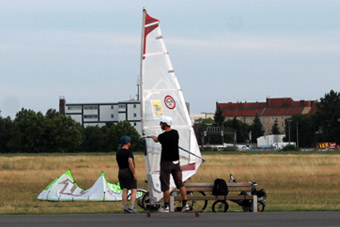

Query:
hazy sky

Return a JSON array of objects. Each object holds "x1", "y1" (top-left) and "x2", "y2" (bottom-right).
[{"x1": 1, "y1": 0, "x2": 340, "y2": 118}]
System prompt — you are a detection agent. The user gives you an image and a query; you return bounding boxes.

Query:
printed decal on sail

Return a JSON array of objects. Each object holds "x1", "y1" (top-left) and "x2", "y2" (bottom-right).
[
  {"x1": 151, "y1": 100, "x2": 163, "y2": 116},
  {"x1": 164, "y1": 95, "x2": 176, "y2": 110}
]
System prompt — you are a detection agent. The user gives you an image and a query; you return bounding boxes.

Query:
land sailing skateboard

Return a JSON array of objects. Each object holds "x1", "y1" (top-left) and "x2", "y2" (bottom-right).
[{"x1": 145, "y1": 209, "x2": 201, "y2": 218}]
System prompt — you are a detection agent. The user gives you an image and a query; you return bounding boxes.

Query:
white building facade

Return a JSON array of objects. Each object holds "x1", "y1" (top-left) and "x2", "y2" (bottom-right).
[
  {"x1": 59, "y1": 97, "x2": 193, "y2": 136},
  {"x1": 60, "y1": 97, "x2": 142, "y2": 135}
]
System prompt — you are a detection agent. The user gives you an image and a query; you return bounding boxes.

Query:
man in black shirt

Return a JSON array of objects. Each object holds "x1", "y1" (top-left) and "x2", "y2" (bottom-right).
[
  {"x1": 116, "y1": 136, "x2": 138, "y2": 213},
  {"x1": 151, "y1": 116, "x2": 190, "y2": 212}
]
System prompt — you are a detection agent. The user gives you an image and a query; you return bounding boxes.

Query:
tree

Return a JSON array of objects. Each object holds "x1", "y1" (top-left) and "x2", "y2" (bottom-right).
[
  {"x1": 314, "y1": 90, "x2": 340, "y2": 144},
  {"x1": 8, "y1": 109, "x2": 46, "y2": 153},
  {"x1": 251, "y1": 113, "x2": 264, "y2": 143},
  {"x1": 101, "y1": 123, "x2": 119, "y2": 152},
  {"x1": 98, "y1": 121, "x2": 141, "y2": 152},
  {"x1": 224, "y1": 117, "x2": 251, "y2": 143},
  {"x1": 284, "y1": 114, "x2": 317, "y2": 147},
  {"x1": 194, "y1": 118, "x2": 214, "y2": 131},
  {"x1": 45, "y1": 109, "x2": 60, "y2": 119},
  {"x1": 214, "y1": 106, "x2": 225, "y2": 126},
  {"x1": 271, "y1": 119, "x2": 281, "y2": 135},
  {"x1": 0, "y1": 116, "x2": 13, "y2": 153},
  {"x1": 80, "y1": 126, "x2": 105, "y2": 153},
  {"x1": 114, "y1": 121, "x2": 141, "y2": 151},
  {"x1": 8, "y1": 108, "x2": 82, "y2": 153},
  {"x1": 193, "y1": 118, "x2": 214, "y2": 145},
  {"x1": 44, "y1": 110, "x2": 82, "y2": 153}
]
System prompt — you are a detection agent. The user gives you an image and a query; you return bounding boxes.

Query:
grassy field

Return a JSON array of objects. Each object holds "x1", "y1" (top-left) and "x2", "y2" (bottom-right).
[{"x1": 1, "y1": 152, "x2": 340, "y2": 214}]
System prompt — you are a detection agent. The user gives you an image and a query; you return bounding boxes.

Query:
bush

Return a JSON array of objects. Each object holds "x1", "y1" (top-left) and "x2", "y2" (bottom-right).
[
  {"x1": 222, "y1": 147, "x2": 237, "y2": 152},
  {"x1": 282, "y1": 144, "x2": 299, "y2": 151},
  {"x1": 200, "y1": 146, "x2": 218, "y2": 152}
]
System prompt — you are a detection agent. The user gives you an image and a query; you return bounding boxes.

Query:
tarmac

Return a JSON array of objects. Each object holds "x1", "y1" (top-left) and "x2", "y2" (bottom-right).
[{"x1": 1, "y1": 212, "x2": 339, "y2": 227}]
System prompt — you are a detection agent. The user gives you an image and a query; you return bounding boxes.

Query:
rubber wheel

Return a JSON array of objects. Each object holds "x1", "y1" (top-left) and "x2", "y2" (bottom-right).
[
  {"x1": 140, "y1": 191, "x2": 160, "y2": 211},
  {"x1": 249, "y1": 201, "x2": 265, "y2": 212},
  {"x1": 212, "y1": 200, "x2": 229, "y2": 212}
]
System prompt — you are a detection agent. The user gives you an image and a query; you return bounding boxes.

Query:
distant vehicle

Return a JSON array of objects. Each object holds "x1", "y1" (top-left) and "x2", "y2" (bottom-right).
[
  {"x1": 273, "y1": 142, "x2": 296, "y2": 150},
  {"x1": 236, "y1": 145, "x2": 250, "y2": 151}
]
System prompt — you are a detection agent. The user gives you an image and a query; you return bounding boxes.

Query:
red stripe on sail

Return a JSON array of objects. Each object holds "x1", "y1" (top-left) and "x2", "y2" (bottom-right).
[
  {"x1": 145, "y1": 13, "x2": 159, "y2": 25},
  {"x1": 181, "y1": 163, "x2": 196, "y2": 171},
  {"x1": 143, "y1": 13, "x2": 159, "y2": 59}
]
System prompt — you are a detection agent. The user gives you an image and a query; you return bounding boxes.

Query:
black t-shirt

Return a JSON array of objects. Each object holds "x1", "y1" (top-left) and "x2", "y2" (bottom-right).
[
  {"x1": 158, "y1": 129, "x2": 179, "y2": 161},
  {"x1": 116, "y1": 148, "x2": 134, "y2": 169}
]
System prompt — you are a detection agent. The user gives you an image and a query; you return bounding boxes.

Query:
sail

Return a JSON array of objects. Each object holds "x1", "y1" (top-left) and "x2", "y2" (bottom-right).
[
  {"x1": 140, "y1": 9, "x2": 203, "y2": 204},
  {"x1": 37, "y1": 170, "x2": 144, "y2": 201},
  {"x1": 38, "y1": 170, "x2": 122, "y2": 201}
]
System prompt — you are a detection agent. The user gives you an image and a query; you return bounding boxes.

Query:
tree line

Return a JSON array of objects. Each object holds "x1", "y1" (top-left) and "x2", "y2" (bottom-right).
[
  {"x1": 196, "y1": 90, "x2": 340, "y2": 148},
  {"x1": 1, "y1": 90, "x2": 339, "y2": 152},
  {"x1": 0, "y1": 109, "x2": 140, "y2": 153},
  {"x1": 283, "y1": 90, "x2": 340, "y2": 147}
]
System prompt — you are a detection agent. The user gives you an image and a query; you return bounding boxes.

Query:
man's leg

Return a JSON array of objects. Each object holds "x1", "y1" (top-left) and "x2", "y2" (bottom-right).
[
  {"x1": 172, "y1": 166, "x2": 189, "y2": 211},
  {"x1": 163, "y1": 190, "x2": 170, "y2": 203},
  {"x1": 160, "y1": 161, "x2": 170, "y2": 208},
  {"x1": 129, "y1": 188, "x2": 137, "y2": 204},
  {"x1": 122, "y1": 188, "x2": 128, "y2": 211},
  {"x1": 179, "y1": 186, "x2": 190, "y2": 211},
  {"x1": 179, "y1": 186, "x2": 187, "y2": 200},
  {"x1": 128, "y1": 188, "x2": 138, "y2": 213}
]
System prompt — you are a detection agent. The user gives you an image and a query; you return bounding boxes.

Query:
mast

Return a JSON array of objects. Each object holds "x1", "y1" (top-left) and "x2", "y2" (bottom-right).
[{"x1": 140, "y1": 8, "x2": 146, "y2": 136}]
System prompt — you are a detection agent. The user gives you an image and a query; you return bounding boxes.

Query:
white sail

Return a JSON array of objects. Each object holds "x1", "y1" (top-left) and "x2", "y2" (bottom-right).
[{"x1": 140, "y1": 9, "x2": 203, "y2": 204}]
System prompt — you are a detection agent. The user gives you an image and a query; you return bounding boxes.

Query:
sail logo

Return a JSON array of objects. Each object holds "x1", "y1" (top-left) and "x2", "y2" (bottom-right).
[
  {"x1": 151, "y1": 100, "x2": 163, "y2": 116},
  {"x1": 164, "y1": 95, "x2": 176, "y2": 110}
]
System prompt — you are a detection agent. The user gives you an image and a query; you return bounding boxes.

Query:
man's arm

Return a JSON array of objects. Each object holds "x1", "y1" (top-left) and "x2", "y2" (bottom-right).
[
  {"x1": 128, "y1": 158, "x2": 137, "y2": 180},
  {"x1": 151, "y1": 136, "x2": 158, "y2": 143}
]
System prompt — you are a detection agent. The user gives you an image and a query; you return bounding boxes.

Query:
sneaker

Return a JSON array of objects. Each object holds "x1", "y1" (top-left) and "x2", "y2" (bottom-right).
[
  {"x1": 128, "y1": 208, "x2": 138, "y2": 213},
  {"x1": 124, "y1": 208, "x2": 138, "y2": 213},
  {"x1": 158, "y1": 206, "x2": 169, "y2": 213},
  {"x1": 181, "y1": 204, "x2": 190, "y2": 212}
]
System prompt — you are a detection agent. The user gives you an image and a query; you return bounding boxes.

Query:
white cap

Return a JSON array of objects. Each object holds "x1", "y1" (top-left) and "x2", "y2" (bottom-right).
[{"x1": 160, "y1": 116, "x2": 173, "y2": 126}]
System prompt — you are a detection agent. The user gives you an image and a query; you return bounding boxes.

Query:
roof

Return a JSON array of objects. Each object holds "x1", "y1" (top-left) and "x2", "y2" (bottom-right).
[{"x1": 217, "y1": 98, "x2": 318, "y2": 117}]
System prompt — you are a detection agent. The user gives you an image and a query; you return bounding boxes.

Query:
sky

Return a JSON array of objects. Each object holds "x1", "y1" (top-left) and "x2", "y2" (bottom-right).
[{"x1": 1, "y1": 0, "x2": 340, "y2": 119}]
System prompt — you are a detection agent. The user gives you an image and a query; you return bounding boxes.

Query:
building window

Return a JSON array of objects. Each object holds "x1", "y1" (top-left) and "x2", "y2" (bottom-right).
[
  {"x1": 67, "y1": 106, "x2": 81, "y2": 110},
  {"x1": 111, "y1": 105, "x2": 114, "y2": 109},
  {"x1": 134, "y1": 123, "x2": 137, "y2": 126},
  {"x1": 134, "y1": 113, "x2": 137, "y2": 117},
  {"x1": 111, "y1": 114, "x2": 114, "y2": 118},
  {"x1": 134, "y1": 104, "x2": 137, "y2": 108},
  {"x1": 84, "y1": 105, "x2": 98, "y2": 110},
  {"x1": 119, "y1": 104, "x2": 126, "y2": 109},
  {"x1": 84, "y1": 115, "x2": 98, "y2": 119}
]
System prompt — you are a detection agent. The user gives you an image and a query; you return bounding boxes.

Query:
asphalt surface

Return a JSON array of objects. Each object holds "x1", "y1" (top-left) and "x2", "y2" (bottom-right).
[{"x1": 0, "y1": 212, "x2": 339, "y2": 227}]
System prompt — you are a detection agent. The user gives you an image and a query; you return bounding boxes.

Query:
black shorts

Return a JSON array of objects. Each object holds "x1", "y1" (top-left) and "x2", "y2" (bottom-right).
[
  {"x1": 159, "y1": 160, "x2": 184, "y2": 192},
  {"x1": 118, "y1": 169, "x2": 137, "y2": 190}
]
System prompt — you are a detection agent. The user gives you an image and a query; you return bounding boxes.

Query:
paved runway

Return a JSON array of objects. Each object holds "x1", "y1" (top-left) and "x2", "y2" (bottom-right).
[{"x1": 1, "y1": 212, "x2": 339, "y2": 227}]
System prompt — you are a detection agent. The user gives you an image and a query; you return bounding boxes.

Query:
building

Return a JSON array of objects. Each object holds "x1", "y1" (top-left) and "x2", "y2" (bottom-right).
[
  {"x1": 59, "y1": 97, "x2": 193, "y2": 136},
  {"x1": 190, "y1": 112, "x2": 214, "y2": 122},
  {"x1": 59, "y1": 97, "x2": 142, "y2": 134},
  {"x1": 217, "y1": 97, "x2": 318, "y2": 135}
]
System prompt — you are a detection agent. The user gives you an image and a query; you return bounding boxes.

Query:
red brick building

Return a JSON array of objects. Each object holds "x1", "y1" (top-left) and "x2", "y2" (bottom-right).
[{"x1": 216, "y1": 98, "x2": 318, "y2": 135}]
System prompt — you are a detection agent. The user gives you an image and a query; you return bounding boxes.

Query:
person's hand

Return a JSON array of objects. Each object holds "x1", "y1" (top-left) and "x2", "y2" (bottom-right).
[{"x1": 133, "y1": 174, "x2": 137, "y2": 180}]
